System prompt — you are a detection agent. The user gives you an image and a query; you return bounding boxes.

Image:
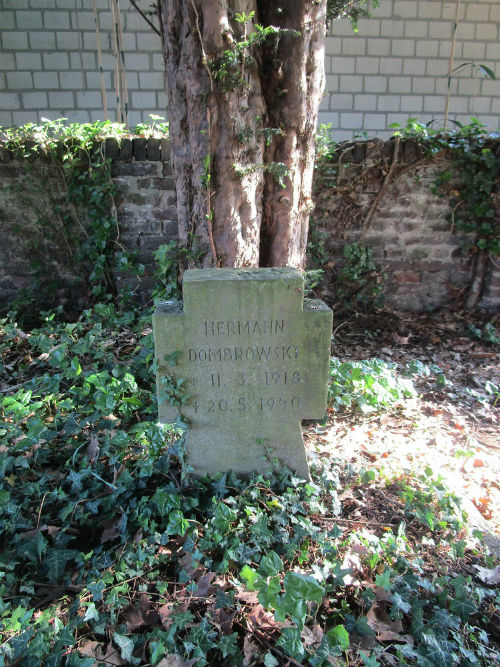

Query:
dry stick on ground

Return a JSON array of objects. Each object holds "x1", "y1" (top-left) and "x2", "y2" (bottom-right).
[{"x1": 359, "y1": 136, "x2": 401, "y2": 241}]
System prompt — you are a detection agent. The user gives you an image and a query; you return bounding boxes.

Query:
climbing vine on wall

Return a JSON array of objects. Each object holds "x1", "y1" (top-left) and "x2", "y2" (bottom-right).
[{"x1": 0, "y1": 118, "x2": 148, "y2": 313}]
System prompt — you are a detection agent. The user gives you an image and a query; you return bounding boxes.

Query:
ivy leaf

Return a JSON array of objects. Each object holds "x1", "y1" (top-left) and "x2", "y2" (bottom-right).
[
  {"x1": 264, "y1": 652, "x2": 279, "y2": 667},
  {"x1": 449, "y1": 597, "x2": 476, "y2": 622},
  {"x1": 276, "y1": 627, "x2": 304, "y2": 661},
  {"x1": 113, "y1": 633, "x2": 139, "y2": 665},
  {"x1": 326, "y1": 624, "x2": 349, "y2": 650},
  {"x1": 420, "y1": 632, "x2": 452, "y2": 667},
  {"x1": 240, "y1": 565, "x2": 260, "y2": 591},
  {"x1": 258, "y1": 551, "x2": 284, "y2": 577},
  {"x1": 83, "y1": 602, "x2": 99, "y2": 622},
  {"x1": 166, "y1": 509, "x2": 189, "y2": 536},
  {"x1": 42, "y1": 549, "x2": 80, "y2": 584},
  {"x1": 389, "y1": 592, "x2": 411, "y2": 618}
]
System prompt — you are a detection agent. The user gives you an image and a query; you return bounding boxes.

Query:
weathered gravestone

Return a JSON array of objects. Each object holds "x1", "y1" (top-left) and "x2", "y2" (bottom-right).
[{"x1": 153, "y1": 268, "x2": 332, "y2": 479}]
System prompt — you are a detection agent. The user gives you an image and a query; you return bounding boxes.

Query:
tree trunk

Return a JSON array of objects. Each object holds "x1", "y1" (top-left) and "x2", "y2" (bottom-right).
[{"x1": 158, "y1": 0, "x2": 326, "y2": 269}]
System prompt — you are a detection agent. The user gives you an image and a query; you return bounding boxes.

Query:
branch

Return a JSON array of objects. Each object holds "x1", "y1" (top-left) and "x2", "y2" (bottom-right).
[
  {"x1": 128, "y1": 0, "x2": 161, "y2": 36},
  {"x1": 359, "y1": 136, "x2": 401, "y2": 240}
]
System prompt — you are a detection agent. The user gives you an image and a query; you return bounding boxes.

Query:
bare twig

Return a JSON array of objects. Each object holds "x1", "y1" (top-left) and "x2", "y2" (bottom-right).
[
  {"x1": 359, "y1": 136, "x2": 401, "y2": 239},
  {"x1": 128, "y1": 0, "x2": 161, "y2": 35},
  {"x1": 444, "y1": 0, "x2": 461, "y2": 129},
  {"x1": 93, "y1": 0, "x2": 108, "y2": 119}
]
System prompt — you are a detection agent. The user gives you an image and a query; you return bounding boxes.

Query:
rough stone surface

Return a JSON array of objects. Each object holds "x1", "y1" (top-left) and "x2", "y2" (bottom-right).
[{"x1": 153, "y1": 268, "x2": 333, "y2": 479}]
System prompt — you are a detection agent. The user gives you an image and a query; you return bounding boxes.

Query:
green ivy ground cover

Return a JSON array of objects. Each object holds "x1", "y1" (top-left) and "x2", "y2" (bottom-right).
[{"x1": 1, "y1": 303, "x2": 499, "y2": 666}]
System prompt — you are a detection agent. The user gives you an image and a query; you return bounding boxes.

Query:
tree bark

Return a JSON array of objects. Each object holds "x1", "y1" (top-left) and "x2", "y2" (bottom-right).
[{"x1": 158, "y1": 0, "x2": 327, "y2": 269}]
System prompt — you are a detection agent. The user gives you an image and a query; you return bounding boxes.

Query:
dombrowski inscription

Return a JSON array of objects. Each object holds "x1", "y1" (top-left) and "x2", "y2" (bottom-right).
[{"x1": 153, "y1": 267, "x2": 332, "y2": 479}]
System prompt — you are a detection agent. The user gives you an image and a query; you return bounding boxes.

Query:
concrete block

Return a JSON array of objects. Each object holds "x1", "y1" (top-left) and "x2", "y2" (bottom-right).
[
  {"x1": 29, "y1": 31, "x2": 57, "y2": 49},
  {"x1": 378, "y1": 96, "x2": 401, "y2": 112},
  {"x1": 341, "y1": 37, "x2": 367, "y2": 56},
  {"x1": 465, "y1": 3, "x2": 489, "y2": 21},
  {"x1": 12, "y1": 111, "x2": 38, "y2": 126},
  {"x1": 415, "y1": 40, "x2": 439, "y2": 57},
  {"x1": 412, "y1": 78, "x2": 435, "y2": 94},
  {"x1": 429, "y1": 21, "x2": 452, "y2": 39},
  {"x1": 70, "y1": 52, "x2": 96, "y2": 70},
  {"x1": 391, "y1": 39, "x2": 415, "y2": 56},
  {"x1": 457, "y1": 78, "x2": 481, "y2": 97},
  {"x1": 331, "y1": 56, "x2": 355, "y2": 74},
  {"x1": 57, "y1": 71, "x2": 85, "y2": 90},
  {"x1": 135, "y1": 31, "x2": 161, "y2": 51},
  {"x1": 339, "y1": 75, "x2": 363, "y2": 93},
  {"x1": 324, "y1": 74, "x2": 339, "y2": 92},
  {"x1": 22, "y1": 91, "x2": 48, "y2": 109},
  {"x1": 455, "y1": 23, "x2": 475, "y2": 40},
  {"x1": 325, "y1": 36, "x2": 342, "y2": 53},
  {"x1": 367, "y1": 39, "x2": 391, "y2": 56},
  {"x1": 389, "y1": 77, "x2": 412, "y2": 94},
  {"x1": 15, "y1": 51, "x2": 42, "y2": 70},
  {"x1": 6, "y1": 71, "x2": 33, "y2": 89},
  {"x1": 425, "y1": 59, "x2": 446, "y2": 76},
  {"x1": 354, "y1": 94, "x2": 378, "y2": 111},
  {"x1": 34, "y1": 72, "x2": 59, "y2": 88},
  {"x1": 480, "y1": 79, "x2": 500, "y2": 96},
  {"x1": 0, "y1": 92, "x2": 20, "y2": 110},
  {"x1": 1, "y1": 53, "x2": 16, "y2": 70},
  {"x1": 462, "y1": 41, "x2": 486, "y2": 60},
  {"x1": 340, "y1": 112, "x2": 363, "y2": 130},
  {"x1": 124, "y1": 52, "x2": 150, "y2": 71},
  {"x1": 55, "y1": 31, "x2": 80, "y2": 50},
  {"x1": 43, "y1": 10, "x2": 70, "y2": 29},
  {"x1": 330, "y1": 93, "x2": 353, "y2": 109},
  {"x1": 364, "y1": 76, "x2": 387, "y2": 93},
  {"x1": 2, "y1": 31, "x2": 29, "y2": 49},
  {"x1": 0, "y1": 111, "x2": 13, "y2": 127},
  {"x1": 379, "y1": 57, "x2": 403, "y2": 74},
  {"x1": 380, "y1": 18, "x2": 404, "y2": 37},
  {"x1": 490, "y1": 3, "x2": 500, "y2": 21},
  {"x1": 355, "y1": 56, "x2": 380, "y2": 75},
  {"x1": 418, "y1": 2, "x2": 442, "y2": 19},
  {"x1": 401, "y1": 95, "x2": 423, "y2": 112},
  {"x1": 485, "y1": 42, "x2": 500, "y2": 60},
  {"x1": 44, "y1": 52, "x2": 69, "y2": 69},
  {"x1": 138, "y1": 72, "x2": 165, "y2": 90},
  {"x1": 15, "y1": 10, "x2": 43, "y2": 28},
  {"x1": 85, "y1": 71, "x2": 112, "y2": 90},
  {"x1": 394, "y1": 1, "x2": 418, "y2": 18},
  {"x1": 70, "y1": 10, "x2": 95, "y2": 30},
  {"x1": 404, "y1": 20, "x2": 429, "y2": 38},
  {"x1": 131, "y1": 91, "x2": 157, "y2": 109},
  {"x1": 76, "y1": 91, "x2": 102, "y2": 109},
  {"x1": 403, "y1": 58, "x2": 426, "y2": 75},
  {"x1": 363, "y1": 113, "x2": 388, "y2": 130},
  {"x1": 48, "y1": 91, "x2": 75, "y2": 108}
]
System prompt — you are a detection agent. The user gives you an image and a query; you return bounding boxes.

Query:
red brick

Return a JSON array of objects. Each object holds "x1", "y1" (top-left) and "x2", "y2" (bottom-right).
[{"x1": 395, "y1": 271, "x2": 421, "y2": 283}]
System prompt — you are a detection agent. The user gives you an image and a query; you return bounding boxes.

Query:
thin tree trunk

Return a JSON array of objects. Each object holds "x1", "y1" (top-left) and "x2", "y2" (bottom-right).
[
  {"x1": 258, "y1": 1, "x2": 326, "y2": 268},
  {"x1": 465, "y1": 249, "x2": 488, "y2": 310},
  {"x1": 158, "y1": 0, "x2": 327, "y2": 269}
]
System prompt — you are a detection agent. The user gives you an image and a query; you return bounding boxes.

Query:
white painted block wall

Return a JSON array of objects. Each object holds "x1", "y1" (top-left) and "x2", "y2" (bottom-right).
[{"x1": 0, "y1": 0, "x2": 499, "y2": 139}]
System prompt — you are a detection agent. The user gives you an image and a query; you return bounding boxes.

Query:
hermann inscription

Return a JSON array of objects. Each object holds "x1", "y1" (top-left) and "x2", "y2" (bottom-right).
[{"x1": 152, "y1": 267, "x2": 332, "y2": 479}]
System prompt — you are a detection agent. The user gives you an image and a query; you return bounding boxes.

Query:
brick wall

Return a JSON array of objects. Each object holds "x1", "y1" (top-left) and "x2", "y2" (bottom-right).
[
  {"x1": 0, "y1": 138, "x2": 177, "y2": 312},
  {"x1": 0, "y1": 138, "x2": 498, "y2": 313},
  {"x1": 1, "y1": 0, "x2": 499, "y2": 139},
  {"x1": 312, "y1": 138, "x2": 500, "y2": 311}
]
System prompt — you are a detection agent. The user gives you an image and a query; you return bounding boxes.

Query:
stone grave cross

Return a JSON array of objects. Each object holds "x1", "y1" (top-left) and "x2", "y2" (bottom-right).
[{"x1": 153, "y1": 267, "x2": 332, "y2": 479}]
